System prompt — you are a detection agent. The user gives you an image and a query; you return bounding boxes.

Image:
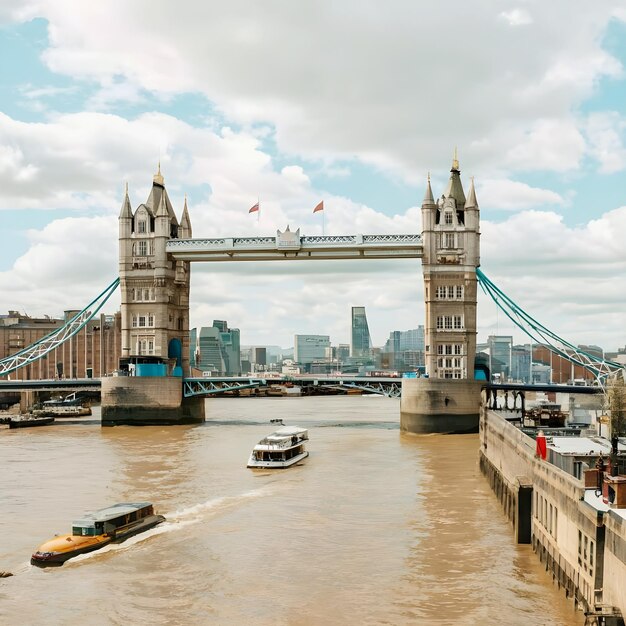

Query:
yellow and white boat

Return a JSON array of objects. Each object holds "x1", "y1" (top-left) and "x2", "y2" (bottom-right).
[{"x1": 31, "y1": 502, "x2": 165, "y2": 567}]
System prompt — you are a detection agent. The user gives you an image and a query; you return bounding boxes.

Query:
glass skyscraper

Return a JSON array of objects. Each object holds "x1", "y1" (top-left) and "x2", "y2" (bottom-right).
[{"x1": 350, "y1": 306, "x2": 372, "y2": 358}]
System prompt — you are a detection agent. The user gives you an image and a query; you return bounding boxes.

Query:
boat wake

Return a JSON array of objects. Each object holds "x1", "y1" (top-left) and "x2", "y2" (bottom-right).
[{"x1": 63, "y1": 484, "x2": 281, "y2": 567}]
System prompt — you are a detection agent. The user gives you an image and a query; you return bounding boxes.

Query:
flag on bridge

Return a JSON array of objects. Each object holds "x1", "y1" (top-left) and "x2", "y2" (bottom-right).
[
  {"x1": 249, "y1": 201, "x2": 260, "y2": 213},
  {"x1": 313, "y1": 201, "x2": 324, "y2": 213}
]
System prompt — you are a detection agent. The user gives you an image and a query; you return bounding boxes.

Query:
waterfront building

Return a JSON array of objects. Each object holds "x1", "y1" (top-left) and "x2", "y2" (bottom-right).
[
  {"x1": 294, "y1": 335, "x2": 330, "y2": 372},
  {"x1": 252, "y1": 347, "x2": 267, "y2": 371},
  {"x1": 481, "y1": 404, "x2": 626, "y2": 622},
  {"x1": 213, "y1": 320, "x2": 241, "y2": 375},
  {"x1": 382, "y1": 327, "x2": 425, "y2": 371},
  {"x1": 487, "y1": 335, "x2": 513, "y2": 382},
  {"x1": 533, "y1": 344, "x2": 597, "y2": 384},
  {"x1": 0, "y1": 310, "x2": 121, "y2": 380},
  {"x1": 511, "y1": 344, "x2": 531, "y2": 383},
  {"x1": 350, "y1": 307, "x2": 372, "y2": 358},
  {"x1": 189, "y1": 326, "x2": 239, "y2": 378}
]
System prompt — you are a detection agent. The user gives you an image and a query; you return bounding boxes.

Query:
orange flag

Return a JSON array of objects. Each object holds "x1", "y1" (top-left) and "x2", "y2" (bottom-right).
[
  {"x1": 313, "y1": 201, "x2": 324, "y2": 213},
  {"x1": 249, "y1": 202, "x2": 259, "y2": 213}
]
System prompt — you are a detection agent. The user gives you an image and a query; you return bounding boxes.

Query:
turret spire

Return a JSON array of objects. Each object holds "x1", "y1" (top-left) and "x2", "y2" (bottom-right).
[
  {"x1": 422, "y1": 172, "x2": 435, "y2": 206},
  {"x1": 153, "y1": 161, "x2": 164, "y2": 186},
  {"x1": 119, "y1": 181, "x2": 132, "y2": 218},
  {"x1": 180, "y1": 193, "x2": 192, "y2": 238},
  {"x1": 452, "y1": 146, "x2": 459, "y2": 171},
  {"x1": 465, "y1": 176, "x2": 479, "y2": 209}
]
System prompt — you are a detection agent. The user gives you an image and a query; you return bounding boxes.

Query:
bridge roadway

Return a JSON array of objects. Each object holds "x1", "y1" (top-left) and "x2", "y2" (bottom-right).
[{"x1": 0, "y1": 378, "x2": 602, "y2": 397}]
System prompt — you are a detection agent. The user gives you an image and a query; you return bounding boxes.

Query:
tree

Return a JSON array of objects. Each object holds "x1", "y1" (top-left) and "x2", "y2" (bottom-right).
[{"x1": 608, "y1": 371, "x2": 626, "y2": 438}]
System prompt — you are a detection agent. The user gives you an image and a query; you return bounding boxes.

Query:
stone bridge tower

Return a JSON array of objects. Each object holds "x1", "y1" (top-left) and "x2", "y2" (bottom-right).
[
  {"x1": 401, "y1": 155, "x2": 482, "y2": 434},
  {"x1": 118, "y1": 166, "x2": 192, "y2": 376},
  {"x1": 101, "y1": 167, "x2": 203, "y2": 426}
]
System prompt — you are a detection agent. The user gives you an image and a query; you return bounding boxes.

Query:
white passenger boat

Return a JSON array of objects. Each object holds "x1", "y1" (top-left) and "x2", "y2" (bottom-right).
[{"x1": 247, "y1": 426, "x2": 309, "y2": 469}]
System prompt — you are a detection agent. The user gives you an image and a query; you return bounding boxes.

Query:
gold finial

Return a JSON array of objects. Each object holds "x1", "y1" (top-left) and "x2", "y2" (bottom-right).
[
  {"x1": 452, "y1": 146, "x2": 459, "y2": 170},
  {"x1": 153, "y1": 160, "x2": 164, "y2": 185}
]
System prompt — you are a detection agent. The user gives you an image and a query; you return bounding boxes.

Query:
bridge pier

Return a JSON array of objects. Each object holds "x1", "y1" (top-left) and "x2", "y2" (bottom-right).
[
  {"x1": 400, "y1": 378, "x2": 482, "y2": 434},
  {"x1": 101, "y1": 376, "x2": 204, "y2": 426}
]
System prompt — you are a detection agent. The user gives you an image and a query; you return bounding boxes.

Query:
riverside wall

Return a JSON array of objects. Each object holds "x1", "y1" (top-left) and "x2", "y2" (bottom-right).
[
  {"x1": 480, "y1": 407, "x2": 622, "y2": 617},
  {"x1": 101, "y1": 376, "x2": 205, "y2": 426},
  {"x1": 400, "y1": 378, "x2": 482, "y2": 434}
]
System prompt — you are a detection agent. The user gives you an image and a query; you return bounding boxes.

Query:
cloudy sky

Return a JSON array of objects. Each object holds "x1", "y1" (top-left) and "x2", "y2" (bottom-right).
[{"x1": 1, "y1": 1, "x2": 625, "y2": 352}]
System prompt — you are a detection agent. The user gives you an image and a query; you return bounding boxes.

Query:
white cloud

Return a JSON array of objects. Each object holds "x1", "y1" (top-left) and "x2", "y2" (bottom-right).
[
  {"x1": 479, "y1": 207, "x2": 626, "y2": 348},
  {"x1": 585, "y1": 112, "x2": 626, "y2": 173},
  {"x1": 499, "y1": 9, "x2": 533, "y2": 26},
  {"x1": 505, "y1": 118, "x2": 586, "y2": 172},
  {"x1": 4, "y1": 0, "x2": 623, "y2": 178},
  {"x1": 478, "y1": 179, "x2": 564, "y2": 210}
]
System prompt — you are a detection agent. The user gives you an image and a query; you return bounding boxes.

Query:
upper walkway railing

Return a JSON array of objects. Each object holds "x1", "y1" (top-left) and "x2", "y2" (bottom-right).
[{"x1": 166, "y1": 233, "x2": 423, "y2": 262}]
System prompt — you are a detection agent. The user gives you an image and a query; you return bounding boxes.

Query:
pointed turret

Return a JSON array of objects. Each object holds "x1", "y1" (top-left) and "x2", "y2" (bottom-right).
[
  {"x1": 180, "y1": 194, "x2": 192, "y2": 238},
  {"x1": 422, "y1": 172, "x2": 436, "y2": 207},
  {"x1": 443, "y1": 149, "x2": 466, "y2": 210},
  {"x1": 421, "y1": 172, "x2": 437, "y2": 234},
  {"x1": 119, "y1": 181, "x2": 133, "y2": 219},
  {"x1": 465, "y1": 176, "x2": 478, "y2": 210},
  {"x1": 465, "y1": 176, "x2": 480, "y2": 234}
]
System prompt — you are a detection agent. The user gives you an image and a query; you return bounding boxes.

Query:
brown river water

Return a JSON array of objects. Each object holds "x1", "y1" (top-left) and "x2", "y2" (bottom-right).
[{"x1": 1, "y1": 396, "x2": 583, "y2": 625}]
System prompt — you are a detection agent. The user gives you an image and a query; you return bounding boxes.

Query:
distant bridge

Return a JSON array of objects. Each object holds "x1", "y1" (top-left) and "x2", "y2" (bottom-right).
[{"x1": 0, "y1": 375, "x2": 404, "y2": 398}]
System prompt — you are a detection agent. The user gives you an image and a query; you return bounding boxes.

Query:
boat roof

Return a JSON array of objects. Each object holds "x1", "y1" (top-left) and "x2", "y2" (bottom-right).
[
  {"x1": 72, "y1": 502, "x2": 153, "y2": 526},
  {"x1": 272, "y1": 426, "x2": 307, "y2": 436}
]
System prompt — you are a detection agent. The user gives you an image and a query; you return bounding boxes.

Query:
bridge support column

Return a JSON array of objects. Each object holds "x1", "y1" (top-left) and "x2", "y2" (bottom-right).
[
  {"x1": 101, "y1": 376, "x2": 204, "y2": 426},
  {"x1": 400, "y1": 378, "x2": 482, "y2": 434}
]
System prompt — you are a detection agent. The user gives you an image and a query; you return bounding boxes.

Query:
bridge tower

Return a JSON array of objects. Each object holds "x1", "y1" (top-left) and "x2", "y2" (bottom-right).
[
  {"x1": 118, "y1": 165, "x2": 191, "y2": 375},
  {"x1": 101, "y1": 167, "x2": 203, "y2": 425},
  {"x1": 401, "y1": 155, "x2": 483, "y2": 433}
]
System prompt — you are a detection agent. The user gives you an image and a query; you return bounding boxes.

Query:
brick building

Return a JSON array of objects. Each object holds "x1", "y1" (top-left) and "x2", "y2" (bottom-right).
[{"x1": 0, "y1": 310, "x2": 121, "y2": 380}]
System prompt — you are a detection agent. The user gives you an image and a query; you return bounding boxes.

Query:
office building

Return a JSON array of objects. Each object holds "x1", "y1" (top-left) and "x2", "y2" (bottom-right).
[
  {"x1": 294, "y1": 335, "x2": 330, "y2": 370},
  {"x1": 382, "y1": 326, "x2": 425, "y2": 371},
  {"x1": 487, "y1": 335, "x2": 513, "y2": 381},
  {"x1": 350, "y1": 307, "x2": 372, "y2": 358}
]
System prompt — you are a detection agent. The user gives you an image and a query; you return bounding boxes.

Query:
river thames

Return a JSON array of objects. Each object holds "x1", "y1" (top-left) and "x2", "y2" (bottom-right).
[{"x1": 1, "y1": 395, "x2": 583, "y2": 625}]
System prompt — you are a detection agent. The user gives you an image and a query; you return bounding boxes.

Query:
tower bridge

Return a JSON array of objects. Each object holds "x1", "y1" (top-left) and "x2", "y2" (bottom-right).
[
  {"x1": 3, "y1": 158, "x2": 621, "y2": 431},
  {"x1": 104, "y1": 156, "x2": 482, "y2": 430}
]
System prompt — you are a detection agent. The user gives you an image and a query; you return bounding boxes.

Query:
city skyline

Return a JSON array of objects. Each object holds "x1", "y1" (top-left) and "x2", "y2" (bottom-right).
[{"x1": 1, "y1": 3, "x2": 626, "y2": 351}]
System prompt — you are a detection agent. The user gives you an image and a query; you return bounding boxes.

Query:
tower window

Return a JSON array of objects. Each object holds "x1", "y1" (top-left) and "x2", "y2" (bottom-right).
[
  {"x1": 137, "y1": 220, "x2": 146, "y2": 234},
  {"x1": 444, "y1": 212, "x2": 453, "y2": 225},
  {"x1": 137, "y1": 240, "x2": 147, "y2": 256}
]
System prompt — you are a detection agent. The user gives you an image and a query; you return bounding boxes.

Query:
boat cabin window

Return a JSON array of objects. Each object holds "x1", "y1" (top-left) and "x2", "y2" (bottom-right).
[{"x1": 73, "y1": 526, "x2": 98, "y2": 537}]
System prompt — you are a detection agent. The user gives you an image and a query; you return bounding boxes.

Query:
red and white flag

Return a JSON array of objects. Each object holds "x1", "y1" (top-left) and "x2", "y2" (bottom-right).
[
  {"x1": 313, "y1": 201, "x2": 324, "y2": 213},
  {"x1": 249, "y1": 202, "x2": 259, "y2": 213}
]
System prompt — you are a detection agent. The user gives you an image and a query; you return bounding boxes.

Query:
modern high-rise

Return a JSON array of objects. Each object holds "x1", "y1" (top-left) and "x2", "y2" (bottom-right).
[
  {"x1": 383, "y1": 326, "x2": 425, "y2": 371},
  {"x1": 213, "y1": 320, "x2": 241, "y2": 376},
  {"x1": 487, "y1": 335, "x2": 513, "y2": 381},
  {"x1": 190, "y1": 320, "x2": 241, "y2": 375},
  {"x1": 294, "y1": 335, "x2": 330, "y2": 368},
  {"x1": 350, "y1": 307, "x2": 372, "y2": 358}
]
